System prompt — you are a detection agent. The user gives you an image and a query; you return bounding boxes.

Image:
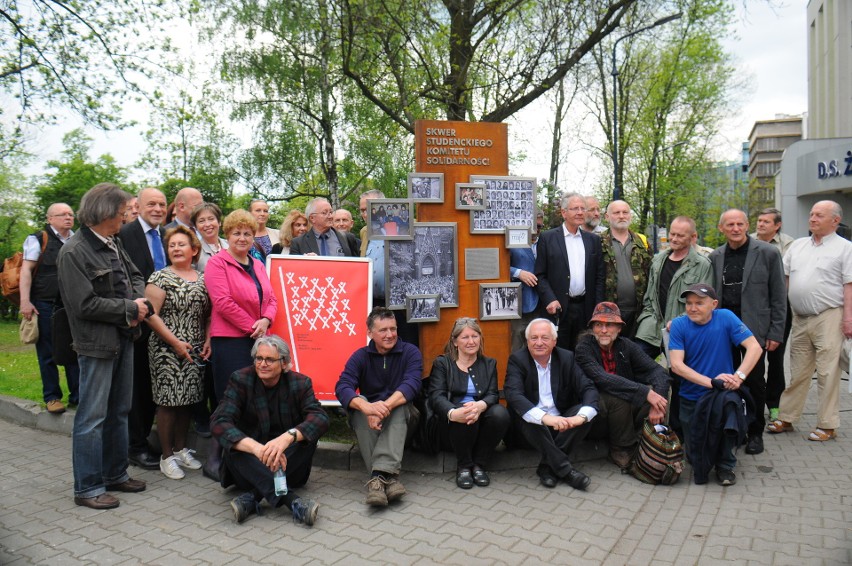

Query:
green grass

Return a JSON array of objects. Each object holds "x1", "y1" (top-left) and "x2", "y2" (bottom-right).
[
  {"x1": 0, "y1": 320, "x2": 46, "y2": 404},
  {"x1": 0, "y1": 320, "x2": 356, "y2": 442}
]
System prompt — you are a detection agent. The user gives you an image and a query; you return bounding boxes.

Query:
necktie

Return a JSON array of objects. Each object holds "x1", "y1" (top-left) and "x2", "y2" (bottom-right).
[
  {"x1": 150, "y1": 228, "x2": 166, "y2": 270},
  {"x1": 319, "y1": 233, "x2": 329, "y2": 256}
]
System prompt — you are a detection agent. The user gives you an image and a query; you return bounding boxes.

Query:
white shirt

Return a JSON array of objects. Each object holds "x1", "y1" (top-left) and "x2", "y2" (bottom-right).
[
  {"x1": 23, "y1": 227, "x2": 73, "y2": 261},
  {"x1": 522, "y1": 355, "x2": 597, "y2": 424},
  {"x1": 784, "y1": 232, "x2": 852, "y2": 316},
  {"x1": 563, "y1": 224, "x2": 586, "y2": 297}
]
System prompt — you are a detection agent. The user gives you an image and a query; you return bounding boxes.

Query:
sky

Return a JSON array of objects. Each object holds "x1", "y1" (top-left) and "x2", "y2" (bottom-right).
[{"x1": 23, "y1": 1, "x2": 808, "y2": 191}]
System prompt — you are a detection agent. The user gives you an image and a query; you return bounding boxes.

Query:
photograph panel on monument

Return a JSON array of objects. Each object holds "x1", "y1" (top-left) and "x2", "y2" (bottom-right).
[
  {"x1": 505, "y1": 226, "x2": 531, "y2": 248},
  {"x1": 386, "y1": 222, "x2": 458, "y2": 310},
  {"x1": 468, "y1": 176, "x2": 537, "y2": 234},
  {"x1": 478, "y1": 282, "x2": 522, "y2": 321},
  {"x1": 455, "y1": 183, "x2": 487, "y2": 211},
  {"x1": 365, "y1": 198, "x2": 413, "y2": 241},
  {"x1": 405, "y1": 294, "x2": 441, "y2": 323},
  {"x1": 407, "y1": 172, "x2": 445, "y2": 203}
]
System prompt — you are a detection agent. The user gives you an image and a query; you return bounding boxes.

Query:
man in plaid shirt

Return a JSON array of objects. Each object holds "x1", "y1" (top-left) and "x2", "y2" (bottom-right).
[{"x1": 211, "y1": 335, "x2": 329, "y2": 526}]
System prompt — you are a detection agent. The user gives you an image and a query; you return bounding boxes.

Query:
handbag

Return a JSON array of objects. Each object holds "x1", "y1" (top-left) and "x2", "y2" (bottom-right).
[
  {"x1": 19, "y1": 315, "x2": 38, "y2": 344},
  {"x1": 51, "y1": 307, "x2": 77, "y2": 366},
  {"x1": 630, "y1": 419, "x2": 684, "y2": 485}
]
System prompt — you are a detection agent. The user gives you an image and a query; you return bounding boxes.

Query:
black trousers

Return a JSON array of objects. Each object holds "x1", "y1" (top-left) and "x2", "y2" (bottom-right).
[
  {"x1": 439, "y1": 404, "x2": 510, "y2": 469},
  {"x1": 224, "y1": 440, "x2": 318, "y2": 510},
  {"x1": 515, "y1": 403, "x2": 591, "y2": 478},
  {"x1": 765, "y1": 304, "x2": 792, "y2": 409},
  {"x1": 732, "y1": 346, "x2": 767, "y2": 436},
  {"x1": 556, "y1": 301, "x2": 585, "y2": 351},
  {"x1": 128, "y1": 332, "x2": 155, "y2": 455}
]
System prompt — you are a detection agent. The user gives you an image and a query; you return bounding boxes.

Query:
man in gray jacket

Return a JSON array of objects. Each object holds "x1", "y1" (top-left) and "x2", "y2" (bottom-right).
[
  {"x1": 58, "y1": 183, "x2": 150, "y2": 510},
  {"x1": 709, "y1": 209, "x2": 786, "y2": 455}
]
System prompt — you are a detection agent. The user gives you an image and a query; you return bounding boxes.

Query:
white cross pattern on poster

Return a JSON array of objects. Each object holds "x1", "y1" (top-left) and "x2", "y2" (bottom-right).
[{"x1": 279, "y1": 269, "x2": 357, "y2": 338}]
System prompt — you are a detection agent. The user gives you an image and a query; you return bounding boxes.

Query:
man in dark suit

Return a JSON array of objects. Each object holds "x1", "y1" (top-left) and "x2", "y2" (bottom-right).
[
  {"x1": 504, "y1": 318, "x2": 599, "y2": 490},
  {"x1": 509, "y1": 229, "x2": 540, "y2": 352},
  {"x1": 708, "y1": 209, "x2": 786, "y2": 455},
  {"x1": 534, "y1": 192, "x2": 604, "y2": 350},
  {"x1": 118, "y1": 187, "x2": 168, "y2": 470},
  {"x1": 289, "y1": 197, "x2": 358, "y2": 257}
]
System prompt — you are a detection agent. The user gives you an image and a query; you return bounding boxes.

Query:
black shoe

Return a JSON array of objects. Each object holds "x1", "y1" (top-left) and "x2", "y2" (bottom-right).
[
  {"x1": 565, "y1": 469, "x2": 590, "y2": 491},
  {"x1": 538, "y1": 467, "x2": 558, "y2": 488},
  {"x1": 194, "y1": 422, "x2": 212, "y2": 438},
  {"x1": 716, "y1": 468, "x2": 737, "y2": 486},
  {"x1": 129, "y1": 451, "x2": 160, "y2": 470},
  {"x1": 745, "y1": 435, "x2": 764, "y2": 455},
  {"x1": 291, "y1": 497, "x2": 319, "y2": 526},
  {"x1": 471, "y1": 466, "x2": 490, "y2": 487},
  {"x1": 231, "y1": 492, "x2": 262, "y2": 524},
  {"x1": 456, "y1": 468, "x2": 474, "y2": 489}
]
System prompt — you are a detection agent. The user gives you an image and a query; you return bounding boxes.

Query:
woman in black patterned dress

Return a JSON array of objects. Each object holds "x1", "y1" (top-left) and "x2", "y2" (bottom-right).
[{"x1": 145, "y1": 225, "x2": 211, "y2": 480}]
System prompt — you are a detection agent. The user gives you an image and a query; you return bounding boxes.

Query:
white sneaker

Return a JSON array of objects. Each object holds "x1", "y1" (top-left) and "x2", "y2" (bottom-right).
[
  {"x1": 160, "y1": 455, "x2": 186, "y2": 480},
  {"x1": 173, "y1": 448, "x2": 202, "y2": 470}
]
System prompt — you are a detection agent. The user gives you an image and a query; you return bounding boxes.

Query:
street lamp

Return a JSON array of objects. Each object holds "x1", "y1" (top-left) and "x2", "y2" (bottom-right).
[
  {"x1": 651, "y1": 140, "x2": 686, "y2": 253},
  {"x1": 611, "y1": 12, "x2": 683, "y2": 201}
]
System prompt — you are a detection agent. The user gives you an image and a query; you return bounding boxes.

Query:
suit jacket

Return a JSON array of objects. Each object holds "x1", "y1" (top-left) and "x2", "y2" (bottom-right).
[
  {"x1": 428, "y1": 354, "x2": 499, "y2": 416},
  {"x1": 708, "y1": 237, "x2": 786, "y2": 347},
  {"x1": 289, "y1": 228, "x2": 357, "y2": 257},
  {"x1": 534, "y1": 225, "x2": 604, "y2": 323},
  {"x1": 504, "y1": 346, "x2": 599, "y2": 419},
  {"x1": 510, "y1": 245, "x2": 539, "y2": 313},
  {"x1": 119, "y1": 219, "x2": 166, "y2": 282}
]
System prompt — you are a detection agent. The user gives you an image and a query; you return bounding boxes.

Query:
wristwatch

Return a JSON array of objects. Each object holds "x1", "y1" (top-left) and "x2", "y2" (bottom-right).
[
  {"x1": 287, "y1": 428, "x2": 298, "y2": 442},
  {"x1": 576, "y1": 413, "x2": 589, "y2": 423},
  {"x1": 735, "y1": 370, "x2": 746, "y2": 381}
]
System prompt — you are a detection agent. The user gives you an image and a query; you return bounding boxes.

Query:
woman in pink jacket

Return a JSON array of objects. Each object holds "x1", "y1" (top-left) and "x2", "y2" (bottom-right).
[{"x1": 203, "y1": 209, "x2": 278, "y2": 480}]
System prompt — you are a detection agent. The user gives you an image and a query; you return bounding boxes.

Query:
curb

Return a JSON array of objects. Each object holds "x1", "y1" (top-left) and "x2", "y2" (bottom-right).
[{"x1": 0, "y1": 394, "x2": 608, "y2": 473}]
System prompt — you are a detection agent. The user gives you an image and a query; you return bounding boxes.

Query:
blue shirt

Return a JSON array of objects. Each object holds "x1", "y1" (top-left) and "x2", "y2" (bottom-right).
[{"x1": 669, "y1": 309, "x2": 753, "y2": 401}]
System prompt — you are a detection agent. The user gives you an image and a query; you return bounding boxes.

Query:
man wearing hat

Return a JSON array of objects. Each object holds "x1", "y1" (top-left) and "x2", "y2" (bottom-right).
[
  {"x1": 574, "y1": 302, "x2": 670, "y2": 469},
  {"x1": 668, "y1": 284, "x2": 762, "y2": 486}
]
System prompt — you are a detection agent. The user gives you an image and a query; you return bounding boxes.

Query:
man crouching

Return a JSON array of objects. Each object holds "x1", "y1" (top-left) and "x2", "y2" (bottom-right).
[{"x1": 211, "y1": 335, "x2": 328, "y2": 526}]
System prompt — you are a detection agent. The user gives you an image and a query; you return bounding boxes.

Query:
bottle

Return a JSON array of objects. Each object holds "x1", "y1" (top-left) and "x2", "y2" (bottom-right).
[{"x1": 274, "y1": 465, "x2": 288, "y2": 496}]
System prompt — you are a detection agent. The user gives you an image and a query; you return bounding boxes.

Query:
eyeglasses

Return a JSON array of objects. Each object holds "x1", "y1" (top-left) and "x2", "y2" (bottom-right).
[
  {"x1": 189, "y1": 346, "x2": 207, "y2": 367},
  {"x1": 254, "y1": 356, "x2": 283, "y2": 366}
]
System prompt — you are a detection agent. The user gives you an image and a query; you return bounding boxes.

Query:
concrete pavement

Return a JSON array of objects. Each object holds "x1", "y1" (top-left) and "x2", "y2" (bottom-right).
[{"x1": 1, "y1": 391, "x2": 851, "y2": 565}]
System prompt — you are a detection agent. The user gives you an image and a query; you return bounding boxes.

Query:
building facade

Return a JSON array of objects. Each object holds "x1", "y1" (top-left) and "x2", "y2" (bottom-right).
[{"x1": 807, "y1": 0, "x2": 852, "y2": 139}]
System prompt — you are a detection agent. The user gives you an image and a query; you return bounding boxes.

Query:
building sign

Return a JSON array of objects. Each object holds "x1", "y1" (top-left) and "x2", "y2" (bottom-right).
[
  {"x1": 816, "y1": 149, "x2": 852, "y2": 180},
  {"x1": 423, "y1": 126, "x2": 497, "y2": 167}
]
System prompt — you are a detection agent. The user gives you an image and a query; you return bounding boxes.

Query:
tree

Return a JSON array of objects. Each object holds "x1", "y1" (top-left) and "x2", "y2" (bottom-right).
[
  {"x1": 201, "y1": 0, "x2": 411, "y2": 207},
  {"x1": 340, "y1": 0, "x2": 640, "y2": 131},
  {"x1": 1, "y1": 1, "x2": 178, "y2": 155},
  {"x1": 582, "y1": 0, "x2": 737, "y2": 232},
  {"x1": 33, "y1": 129, "x2": 127, "y2": 215}
]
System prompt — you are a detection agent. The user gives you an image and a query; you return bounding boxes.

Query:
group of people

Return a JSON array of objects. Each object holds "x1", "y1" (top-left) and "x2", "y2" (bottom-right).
[{"x1": 18, "y1": 180, "x2": 852, "y2": 529}]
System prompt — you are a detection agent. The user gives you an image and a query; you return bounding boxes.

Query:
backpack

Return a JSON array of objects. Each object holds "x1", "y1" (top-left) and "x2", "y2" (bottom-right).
[
  {"x1": 1, "y1": 231, "x2": 49, "y2": 306},
  {"x1": 629, "y1": 419, "x2": 685, "y2": 485}
]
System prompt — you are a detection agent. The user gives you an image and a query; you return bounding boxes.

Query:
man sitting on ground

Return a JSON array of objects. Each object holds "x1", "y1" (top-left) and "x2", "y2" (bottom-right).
[
  {"x1": 574, "y1": 302, "x2": 670, "y2": 470},
  {"x1": 211, "y1": 335, "x2": 328, "y2": 526}
]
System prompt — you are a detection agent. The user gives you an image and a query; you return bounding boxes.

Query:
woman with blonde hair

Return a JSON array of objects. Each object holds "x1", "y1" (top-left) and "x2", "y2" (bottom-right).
[{"x1": 272, "y1": 209, "x2": 309, "y2": 255}]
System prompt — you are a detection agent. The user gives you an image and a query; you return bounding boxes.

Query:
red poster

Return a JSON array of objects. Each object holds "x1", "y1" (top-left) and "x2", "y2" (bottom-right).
[{"x1": 267, "y1": 255, "x2": 372, "y2": 405}]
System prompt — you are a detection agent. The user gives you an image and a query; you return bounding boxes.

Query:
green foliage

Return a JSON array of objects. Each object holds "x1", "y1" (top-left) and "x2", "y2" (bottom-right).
[
  {"x1": 0, "y1": 158, "x2": 37, "y2": 320},
  {"x1": 33, "y1": 130, "x2": 127, "y2": 216}
]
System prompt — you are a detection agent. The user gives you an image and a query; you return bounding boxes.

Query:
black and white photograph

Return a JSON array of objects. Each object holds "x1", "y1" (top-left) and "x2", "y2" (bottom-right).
[
  {"x1": 505, "y1": 226, "x2": 531, "y2": 248},
  {"x1": 455, "y1": 183, "x2": 486, "y2": 210},
  {"x1": 365, "y1": 198, "x2": 413, "y2": 240},
  {"x1": 468, "y1": 176, "x2": 537, "y2": 234},
  {"x1": 386, "y1": 222, "x2": 458, "y2": 310},
  {"x1": 407, "y1": 172, "x2": 444, "y2": 202},
  {"x1": 405, "y1": 294, "x2": 441, "y2": 323},
  {"x1": 478, "y1": 282, "x2": 522, "y2": 321}
]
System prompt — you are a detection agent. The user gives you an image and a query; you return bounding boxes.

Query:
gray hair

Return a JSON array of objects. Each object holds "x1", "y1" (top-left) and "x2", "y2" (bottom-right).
[
  {"x1": 251, "y1": 335, "x2": 292, "y2": 371},
  {"x1": 305, "y1": 197, "x2": 330, "y2": 218},
  {"x1": 524, "y1": 318, "x2": 559, "y2": 341},
  {"x1": 759, "y1": 207, "x2": 782, "y2": 224},
  {"x1": 605, "y1": 200, "x2": 632, "y2": 215},
  {"x1": 77, "y1": 183, "x2": 132, "y2": 226},
  {"x1": 359, "y1": 189, "x2": 385, "y2": 200},
  {"x1": 718, "y1": 208, "x2": 747, "y2": 225},
  {"x1": 560, "y1": 192, "x2": 585, "y2": 209}
]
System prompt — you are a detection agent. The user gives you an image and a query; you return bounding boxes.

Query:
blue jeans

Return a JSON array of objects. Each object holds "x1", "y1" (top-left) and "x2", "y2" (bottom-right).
[
  {"x1": 73, "y1": 338, "x2": 134, "y2": 498},
  {"x1": 679, "y1": 397, "x2": 736, "y2": 471},
  {"x1": 33, "y1": 300, "x2": 79, "y2": 404}
]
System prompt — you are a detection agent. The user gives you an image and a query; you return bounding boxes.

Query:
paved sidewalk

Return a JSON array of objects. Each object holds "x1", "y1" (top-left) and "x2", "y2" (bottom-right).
[{"x1": 2, "y1": 390, "x2": 851, "y2": 566}]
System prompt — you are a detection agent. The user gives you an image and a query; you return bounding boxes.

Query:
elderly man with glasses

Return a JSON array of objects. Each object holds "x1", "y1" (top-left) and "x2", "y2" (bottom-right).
[
  {"x1": 211, "y1": 335, "x2": 329, "y2": 526},
  {"x1": 289, "y1": 197, "x2": 358, "y2": 257}
]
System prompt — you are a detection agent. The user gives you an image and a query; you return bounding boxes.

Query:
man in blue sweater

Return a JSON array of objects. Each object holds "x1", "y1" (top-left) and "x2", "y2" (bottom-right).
[{"x1": 336, "y1": 307, "x2": 423, "y2": 507}]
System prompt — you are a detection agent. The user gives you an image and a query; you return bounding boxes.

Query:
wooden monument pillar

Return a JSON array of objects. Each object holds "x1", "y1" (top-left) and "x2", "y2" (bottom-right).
[{"x1": 413, "y1": 120, "x2": 512, "y2": 383}]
